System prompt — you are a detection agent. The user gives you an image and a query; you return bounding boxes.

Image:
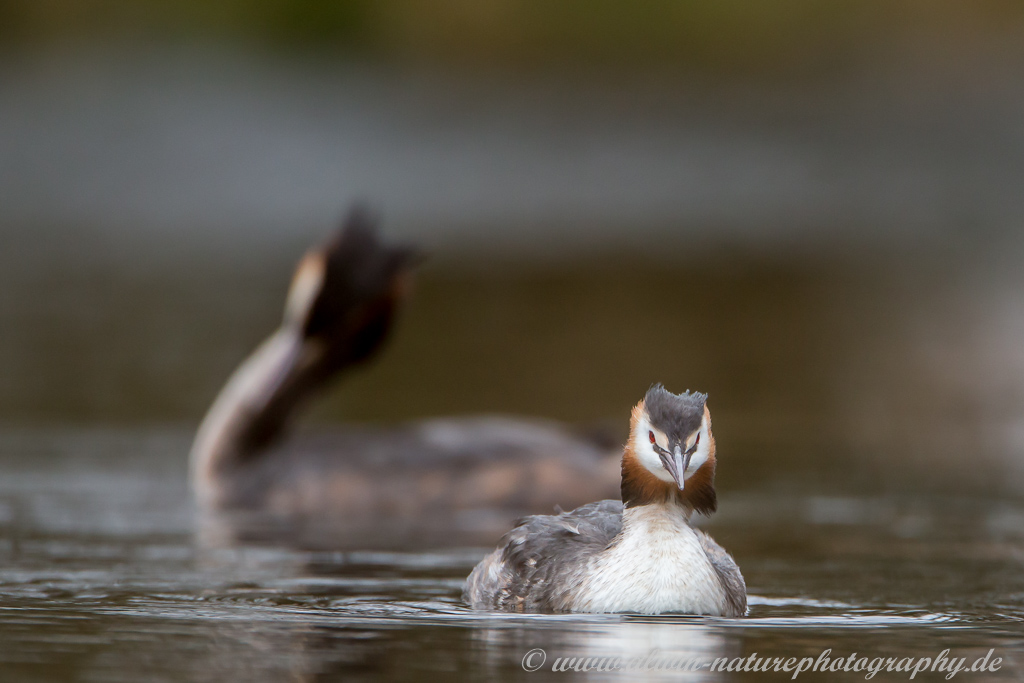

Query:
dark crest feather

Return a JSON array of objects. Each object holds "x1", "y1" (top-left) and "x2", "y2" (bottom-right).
[
  {"x1": 644, "y1": 384, "x2": 706, "y2": 441},
  {"x1": 303, "y1": 205, "x2": 417, "y2": 342}
]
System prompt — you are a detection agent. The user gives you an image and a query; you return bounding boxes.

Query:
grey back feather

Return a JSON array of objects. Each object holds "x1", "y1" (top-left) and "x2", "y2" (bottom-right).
[
  {"x1": 464, "y1": 500, "x2": 623, "y2": 612},
  {"x1": 695, "y1": 530, "x2": 747, "y2": 617}
]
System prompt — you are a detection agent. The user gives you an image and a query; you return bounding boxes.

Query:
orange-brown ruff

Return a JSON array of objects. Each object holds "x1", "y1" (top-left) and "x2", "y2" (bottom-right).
[{"x1": 463, "y1": 386, "x2": 747, "y2": 616}]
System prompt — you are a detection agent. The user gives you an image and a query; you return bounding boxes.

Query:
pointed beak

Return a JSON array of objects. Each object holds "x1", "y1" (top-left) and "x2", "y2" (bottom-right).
[{"x1": 658, "y1": 444, "x2": 693, "y2": 491}]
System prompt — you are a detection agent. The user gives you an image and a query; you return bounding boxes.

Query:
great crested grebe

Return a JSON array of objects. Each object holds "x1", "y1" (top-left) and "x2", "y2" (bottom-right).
[
  {"x1": 190, "y1": 209, "x2": 619, "y2": 544},
  {"x1": 464, "y1": 385, "x2": 746, "y2": 616}
]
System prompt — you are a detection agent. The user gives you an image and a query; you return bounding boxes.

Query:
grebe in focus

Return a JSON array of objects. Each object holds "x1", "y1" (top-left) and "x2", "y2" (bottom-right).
[
  {"x1": 464, "y1": 385, "x2": 746, "y2": 615},
  {"x1": 190, "y1": 208, "x2": 619, "y2": 545}
]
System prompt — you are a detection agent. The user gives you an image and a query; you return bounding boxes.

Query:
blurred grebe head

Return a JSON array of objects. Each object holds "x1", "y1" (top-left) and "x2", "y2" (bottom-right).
[{"x1": 284, "y1": 206, "x2": 419, "y2": 370}]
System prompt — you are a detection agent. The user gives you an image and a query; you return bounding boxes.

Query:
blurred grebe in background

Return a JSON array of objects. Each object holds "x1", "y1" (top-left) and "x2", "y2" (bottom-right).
[
  {"x1": 464, "y1": 385, "x2": 745, "y2": 616},
  {"x1": 190, "y1": 208, "x2": 619, "y2": 547}
]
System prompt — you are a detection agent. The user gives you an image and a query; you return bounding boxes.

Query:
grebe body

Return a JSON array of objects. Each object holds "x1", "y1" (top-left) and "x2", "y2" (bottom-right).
[
  {"x1": 464, "y1": 386, "x2": 746, "y2": 616},
  {"x1": 189, "y1": 210, "x2": 619, "y2": 544}
]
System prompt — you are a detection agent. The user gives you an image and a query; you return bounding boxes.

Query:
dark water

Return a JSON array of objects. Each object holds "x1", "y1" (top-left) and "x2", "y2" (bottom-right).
[
  {"x1": 0, "y1": 428, "x2": 1022, "y2": 681},
  {"x1": 5, "y1": 245, "x2": 1024, "y2": 680},
  {"x1": 2, "y1": 255, "x2": 1024, "y2": 680}
]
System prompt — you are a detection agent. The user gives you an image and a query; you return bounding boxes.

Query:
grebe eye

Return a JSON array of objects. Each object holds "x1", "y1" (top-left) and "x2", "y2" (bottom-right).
[
  {"x1": 695, "y1": 433, "x2": 700, "y2": 446},
  {"x1": 648, "y1": 430, "x2": 656, "y2": 444}
]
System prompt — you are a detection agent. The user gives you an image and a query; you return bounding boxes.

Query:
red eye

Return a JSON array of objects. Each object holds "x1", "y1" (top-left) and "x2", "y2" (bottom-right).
[
  {"x1": 695, "y1": 433, "x2": 700, "y2": 446},
  {"x1": 648, "y1": 431, "x2": 656, "y2": 444}
]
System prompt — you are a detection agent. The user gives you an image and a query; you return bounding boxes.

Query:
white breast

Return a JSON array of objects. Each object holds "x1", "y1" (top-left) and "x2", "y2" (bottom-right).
[{"x1": 570, "y1": 505, "x2": 728, "y2": 615}]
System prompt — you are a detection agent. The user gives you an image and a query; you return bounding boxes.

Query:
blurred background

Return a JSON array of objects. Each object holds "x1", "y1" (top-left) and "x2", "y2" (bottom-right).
[
  {"x1": 4, "y1": 0, "x2": 1024, "y2": 495},
  {"x1": 4, "y1": 3, "x2": 1024, "y2": 681}
]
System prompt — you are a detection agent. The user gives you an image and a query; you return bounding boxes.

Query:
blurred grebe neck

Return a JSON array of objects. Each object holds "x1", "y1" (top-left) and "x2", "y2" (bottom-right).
[
  {"x1": 188, "y1": 210, "x2": 621, "y2": 542},
  {"x1": 190, "y1": 208, "x2": 414, "y2": 505}
]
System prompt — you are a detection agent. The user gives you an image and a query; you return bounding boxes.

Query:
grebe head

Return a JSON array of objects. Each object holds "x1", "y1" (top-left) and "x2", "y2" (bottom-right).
[
  {"x1": 284, "y1": 206, "x2": 418, "y2": 370},
  {"x1": 622, "y1": 384, "x2": 717, "y2": 514}
]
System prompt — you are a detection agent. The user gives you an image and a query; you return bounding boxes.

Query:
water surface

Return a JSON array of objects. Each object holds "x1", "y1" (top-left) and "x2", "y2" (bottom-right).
[{"x1": 1, "y1": 428, "x2": 1021, "y2": 681}]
